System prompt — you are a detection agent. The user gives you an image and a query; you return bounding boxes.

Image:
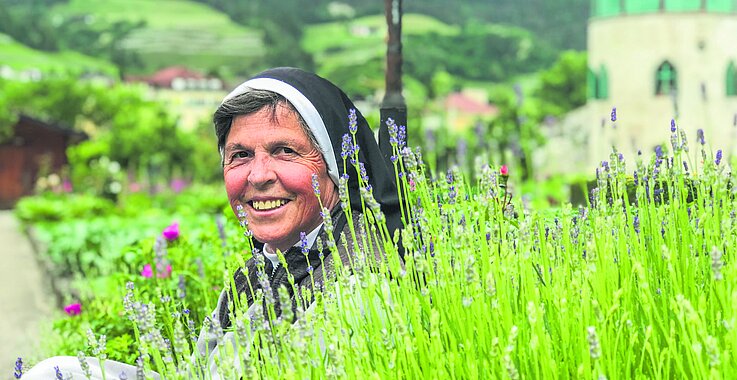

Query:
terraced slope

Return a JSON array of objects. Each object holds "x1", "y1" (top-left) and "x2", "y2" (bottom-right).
[
  {"x1": 0, "y1": 33, "x2": 118, "y2": 76},
  {"x1": 51, "y1": 0, "x2": 264, "y2": 75}
]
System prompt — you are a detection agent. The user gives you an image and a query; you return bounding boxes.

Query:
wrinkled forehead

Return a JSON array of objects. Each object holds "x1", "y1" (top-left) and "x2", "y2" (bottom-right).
[{"x1": 223, "y1": 78, "x2": 340, "y2": 186}]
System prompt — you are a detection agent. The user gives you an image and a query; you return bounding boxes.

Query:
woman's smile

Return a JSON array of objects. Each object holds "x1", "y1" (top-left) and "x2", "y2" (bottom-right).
[{"x1": 250, "y1": 198, "x2": 289, "y2": 211}]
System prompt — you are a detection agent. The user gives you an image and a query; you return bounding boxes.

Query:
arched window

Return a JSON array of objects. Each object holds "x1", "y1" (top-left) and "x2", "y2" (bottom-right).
[
  {"x1": 597, "y1": 66, "x2": 609, "y2": 99},
  {"x1": 727, "y1": 61, "x2": 737, "y2": 96},
  {"x1": 655, "y1": 61, "x2": 677, "y2": 95}
]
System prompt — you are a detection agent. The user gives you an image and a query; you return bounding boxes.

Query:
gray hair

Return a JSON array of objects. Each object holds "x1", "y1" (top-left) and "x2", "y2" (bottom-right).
[{"x1": 213, "y1": 89, "x2": 319, "y2": 165}]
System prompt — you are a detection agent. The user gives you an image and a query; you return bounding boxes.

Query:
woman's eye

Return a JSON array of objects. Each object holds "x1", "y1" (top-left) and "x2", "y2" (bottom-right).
[{"x1": 231, "y1": 151, "x2": 250, "y2": 160}]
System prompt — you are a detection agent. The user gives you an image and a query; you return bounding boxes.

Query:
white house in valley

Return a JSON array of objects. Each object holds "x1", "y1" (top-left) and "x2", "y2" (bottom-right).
[{"x1": 539, "y1": 0, "x2": 737, "y2": 176}]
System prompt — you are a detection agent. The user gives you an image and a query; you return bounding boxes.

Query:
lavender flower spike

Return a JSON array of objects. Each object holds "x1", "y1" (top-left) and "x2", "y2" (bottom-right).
[
  {"x1": 14, "y1": 357, "x2": 22, "y2": 379},
  {"x1": 610, "y1": 107, "x2": 617, "y2": 122},
  {"x1": 311, "y1": 173, "x2": 320, "y2": 196},
  {"x1": 348, "y1": 108, "x2": 358, "y2": 134}
]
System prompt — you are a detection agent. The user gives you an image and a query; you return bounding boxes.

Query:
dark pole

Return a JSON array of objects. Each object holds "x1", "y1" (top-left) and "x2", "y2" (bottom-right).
[{"x1": 379, "y1": 0, "x2": 406, "y2": 164}]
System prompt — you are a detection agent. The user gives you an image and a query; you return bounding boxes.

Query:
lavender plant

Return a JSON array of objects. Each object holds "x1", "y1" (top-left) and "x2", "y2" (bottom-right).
[{"x1": 18, "y1": 120, "x2": 737, "y2": 379}]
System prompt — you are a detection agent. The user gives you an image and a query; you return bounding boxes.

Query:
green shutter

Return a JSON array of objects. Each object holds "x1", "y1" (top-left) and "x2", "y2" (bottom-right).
[
  {"x1": 587, "y1": 69, "x2": 598, "y2": 99},
  {"x1": 727, "y1": 61, "x2": 736, "y2": 96},
  {"x1": 598, "y1": 66, "x2": 609, "y2": 99},
  {"x1": 706, "y1": 0, "x2": 734, "y2": 12},
  {"x1": 593, "y1": 0, "x2": 622, "y2": 17},
  {"x1": 626, "y1": 0, "x2": 660, "y2": 13},
  {"x1": 665, "y1": 0, "x2": 702, "y2": 11}
]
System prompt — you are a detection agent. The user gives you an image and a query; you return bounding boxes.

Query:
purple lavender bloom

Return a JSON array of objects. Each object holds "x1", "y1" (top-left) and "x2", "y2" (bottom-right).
[
  {"x1": 311, "y1": 173, "x2": 320, "y2": 196},
  {"x1": 178, "y1": 275, "x2": 186, "y2": 299},
  {"x1": 670, "y1": 119, "x2": 676, "y2": 132},
  {"x1": 610, "y1": 107, "x2": 617, "y2": 122},
  {"x1": 216, "y1": 214, "x2": 227, "y2": 248},
  {"x1": 54, "y1": 366, "x2": 63, "y2": 380},
  {"x1": 697, "y1": 129, "x2": 705, "y2": 145},
  {"x1": 14, "y1": 357, "x2": 22, "y2": 379},
  {"x1": 358, "y1": 162, "x2": 369, "y2": 184},
  {"x1": 348, "y1": 109, "x2": 358, "y2": 134},
  {"x1": 715, "y1": 149, "x2": 723, "y2": 165},
  {"x1": 683, "y1": 161, "x2": 689, "y2": 172},
  {"x1": 300, "y1": 231, "x2": 309, "y2": 255},
  {"x1": 386, "y1": 118, "x2": 399, "y2": 146},
  {"x1": 633, "y1": 215, "x2": 640, "y2": 234},
  {"x1": 655, "y1": 145, "x2": 663, "y2": 159},
  {"x1": 398, "y1": 125, "x2": 407, "y2": 149},
  {"x1": 341, "y1": 134, "x2": 354, "y2": 159}
]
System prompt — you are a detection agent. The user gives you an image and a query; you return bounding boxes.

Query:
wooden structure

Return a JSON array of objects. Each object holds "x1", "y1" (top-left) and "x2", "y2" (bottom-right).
[{"x1": 0, "y1": 115, "x2": 85, "y2": 208}]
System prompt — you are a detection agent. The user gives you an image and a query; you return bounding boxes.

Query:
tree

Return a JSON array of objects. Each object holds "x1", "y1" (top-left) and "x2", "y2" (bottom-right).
[{"x1": 534, "y1": 50, "x2": 587, "y2": 117}]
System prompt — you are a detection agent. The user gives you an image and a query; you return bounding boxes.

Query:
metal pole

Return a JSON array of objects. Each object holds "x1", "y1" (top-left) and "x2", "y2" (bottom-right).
[{"x1": 379, "y1": 0, "x2": 406, "y2": 164}]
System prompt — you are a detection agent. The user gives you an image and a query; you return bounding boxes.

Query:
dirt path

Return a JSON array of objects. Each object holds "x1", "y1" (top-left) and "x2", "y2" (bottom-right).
[{"x1": 0, "y1": 210, "x2": 54, "y2": 379}]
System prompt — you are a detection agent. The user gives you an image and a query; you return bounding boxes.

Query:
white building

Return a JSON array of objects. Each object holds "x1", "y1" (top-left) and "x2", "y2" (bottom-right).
[{"x1": 540, "y1": 0, "x2": 737, "y2": 176}]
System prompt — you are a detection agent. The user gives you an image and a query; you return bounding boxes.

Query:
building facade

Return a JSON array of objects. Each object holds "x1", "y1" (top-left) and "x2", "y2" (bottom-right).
[{"x1": 540, "y1": 0, "x2": 737, "y2": 176}]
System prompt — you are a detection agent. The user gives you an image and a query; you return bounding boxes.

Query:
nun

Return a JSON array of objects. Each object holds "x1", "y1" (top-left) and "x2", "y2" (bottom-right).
[{"x1": 23, "y1": 67, "x2": 404, "y2": 379}]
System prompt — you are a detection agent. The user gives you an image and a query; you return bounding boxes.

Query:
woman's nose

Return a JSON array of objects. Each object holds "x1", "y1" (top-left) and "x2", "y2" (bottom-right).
[{"x1": 247, "y1": 154, "x2": 277, "y2": 187}]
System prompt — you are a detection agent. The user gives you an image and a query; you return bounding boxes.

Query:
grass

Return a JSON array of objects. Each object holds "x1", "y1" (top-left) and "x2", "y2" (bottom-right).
[
  {"x1": 0, "y1": 33, "x2": 118, "y2": 76},
  {"x1": 19, "y1": 122, "x2": 737, "y2": 379}
]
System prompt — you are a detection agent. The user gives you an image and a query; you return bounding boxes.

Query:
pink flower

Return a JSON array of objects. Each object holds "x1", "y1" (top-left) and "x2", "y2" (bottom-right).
[
  {"x1": 141, "y1": 264, "x2": 154, "y2": 278},
  {"x1": 64, "y1": 303, "x2": 82, "y2": 316},
  {"x1": 500, "y1": 165, "x2": 509, "y2": 176},
  {"x1": 62, "y1": 180, "x2": 73, "y2": 193},
  {"x1": 162, "y1": 222, "x2": 180, "y2": 241},
  {"x1": 157, "y1": 264, "x2": 172, "y2": 279},
  {"x1": 170, "y1": 179, "x2": 187, "y2": 193},
  {"x1": 409, "y1": 177, "x2": 416, "y2": 192},
  {"x1": 142, "y1": 263, "x2": 172, "y2": 278}
]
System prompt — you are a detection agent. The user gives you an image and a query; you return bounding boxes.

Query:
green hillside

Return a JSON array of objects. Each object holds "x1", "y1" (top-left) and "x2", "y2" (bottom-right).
[
  {"x1": 0, "y1": 33, "x2": 118, "y2": 76},
  {"x1": 50, "y1": 0, "x2": 264, "y2": 77},
  {"x1": 304, "y1": 14, "x2": 457, "y2": 54},
  {"x1": 302, "y1": 14, "x2": 458, "y2": 97},
  {"x1": 303, "y1": 13, "x2": 552, "y2": 102}
]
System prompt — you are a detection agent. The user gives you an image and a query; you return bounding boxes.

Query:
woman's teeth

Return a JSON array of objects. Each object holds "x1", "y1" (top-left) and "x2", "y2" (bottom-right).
[{"x1": 252, "y1": 199, "x2": 287, "y2": 210}]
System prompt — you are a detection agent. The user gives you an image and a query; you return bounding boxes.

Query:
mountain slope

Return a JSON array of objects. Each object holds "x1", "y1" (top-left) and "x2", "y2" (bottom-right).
[
  {"x1": 50, "y1": 0, "x2": 264, "y2": 77},
  {"x1": 0, "y1": 33, "x2": 118, "y2": 76}
]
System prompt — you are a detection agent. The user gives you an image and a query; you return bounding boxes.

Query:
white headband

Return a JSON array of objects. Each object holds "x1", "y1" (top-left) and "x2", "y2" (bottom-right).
[{"x1": 223, "y1": 77, "x2": 340, "y2": 185}]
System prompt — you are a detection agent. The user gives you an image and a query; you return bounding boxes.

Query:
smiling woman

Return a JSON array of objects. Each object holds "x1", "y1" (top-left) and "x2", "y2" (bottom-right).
[
  {"x1": 204, "y1": 66, "x2": 406, "y2": 377},
  {"x1": 23, "y1": 67, "x2": 404, "y2": 380}
]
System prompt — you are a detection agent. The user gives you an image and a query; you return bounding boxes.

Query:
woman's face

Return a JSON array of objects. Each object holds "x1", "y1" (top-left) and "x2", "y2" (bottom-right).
[{"x1": 222, "y1": 104, "x2": 339, "y2": 253}]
